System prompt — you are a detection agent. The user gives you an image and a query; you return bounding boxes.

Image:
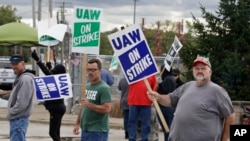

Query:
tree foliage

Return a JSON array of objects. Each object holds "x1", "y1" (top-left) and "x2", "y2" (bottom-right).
[
  {"x1": 99, "y1": 28, "x2": 119, "y2": 55},
  {"x1": 0, "y1": 5, "x2": 21, "y2": 26},
  {"x1": 0, "y1": 5, "x2": 24, "y2": 57},
  {"x1": 179, "y1": 0, "x2": 250, "y2": 100},
  {"x1": 99, "y1": 20, "x2": 180, "y2": 56}
]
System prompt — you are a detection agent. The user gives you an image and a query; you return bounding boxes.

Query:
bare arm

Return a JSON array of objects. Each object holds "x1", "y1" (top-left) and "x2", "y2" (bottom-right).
[
  {"x1": 147, "y1": 91, "x2": 172, "y2": 107},
  {"x1": 81, "y1": 98, "x2": 112, "y2": 113},
  {"x1": 73, "y1": 108, "x2": 82, "y2": 135},
  {"x1": 221, "y1": 113, "x2": 235, "y2": 141},
  {"x1": 0, "y1": 90, "x2": 11, "y2": 95}
]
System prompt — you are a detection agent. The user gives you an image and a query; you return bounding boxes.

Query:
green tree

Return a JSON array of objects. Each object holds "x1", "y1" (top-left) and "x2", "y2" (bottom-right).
[
  {"x1": 0, "y1": 5, "x2": 21, "y2": 25},
  {"x1": 99, "y1": 28, "x2": 118, "y2": 55},
  {"x1": 99, "y1": 20, "x2": 183, "y2": 56},
  {"x1": 180, "y1": 0, "x2": 250, "y2": 100},
  {"x1": 0, "y1": 5, "x2": 22, "y2": 56},
  {"x1": 144, "y1": 20, "x2": 177, "y2": 56}
]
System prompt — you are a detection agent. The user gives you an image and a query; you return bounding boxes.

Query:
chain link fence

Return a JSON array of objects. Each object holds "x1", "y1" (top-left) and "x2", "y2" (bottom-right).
[{"x1": 67, "y1": 54, "x2": 183, "y2": 115}]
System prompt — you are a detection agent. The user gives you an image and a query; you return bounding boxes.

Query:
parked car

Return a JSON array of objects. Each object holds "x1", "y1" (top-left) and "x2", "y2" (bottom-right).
[{"x1": 0, "y1": 57, "x2": 15, "y2": 90}]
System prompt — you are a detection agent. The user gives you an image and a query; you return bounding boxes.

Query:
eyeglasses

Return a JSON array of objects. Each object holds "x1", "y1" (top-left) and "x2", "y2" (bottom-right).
[{"x1": 86, "y1": 68, "x2": 99, "y2": 72}]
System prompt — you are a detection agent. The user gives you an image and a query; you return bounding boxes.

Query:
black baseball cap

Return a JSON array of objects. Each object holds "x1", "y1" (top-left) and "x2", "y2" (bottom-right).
[
  {"x1": 9, "y1": 54, "x2": 24, "y2": 63},
  {"x1": 172, "y1": 69, "x2": 180, "y2": 76}
]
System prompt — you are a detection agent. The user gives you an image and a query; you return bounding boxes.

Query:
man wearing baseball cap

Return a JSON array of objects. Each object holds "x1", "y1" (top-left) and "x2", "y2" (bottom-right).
[
  {"x1": 192, "y1": 56, "x2": 212, "y2": 68},
  {"x1": 147, "y1": 55, "x2": 235, "y2": 141},
  {"x1": 9, "y1": 54, "x2": 24, "y2": 62},
  {"x1": 6, "y1": 54, "x2": 36, "y2": 141}
]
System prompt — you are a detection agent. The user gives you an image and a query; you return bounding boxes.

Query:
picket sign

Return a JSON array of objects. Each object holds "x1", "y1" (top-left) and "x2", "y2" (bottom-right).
[
  {"x1": 71, "y1": 6, "x2": 102, "y2": 54},
  {"x1": 71, "y1": 6, "x2": 103, "y2": 98},
  {"x1": 164, "y1": 36, "x2": 183, "y2": 71},
  {"x1": 108, "y1": 24, "x2": 169, "y2": 133},
  {"x1": 109, "y1": 55, "x2": 119, "y2": 71},
  {"x1": 34, "y1": 73, "x2": 73, "y2": 101}
]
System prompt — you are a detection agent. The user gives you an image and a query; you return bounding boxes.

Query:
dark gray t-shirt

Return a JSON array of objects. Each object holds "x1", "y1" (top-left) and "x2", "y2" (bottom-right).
[
  {"x1": 118, "y1": 77, "x2": 129, "y2": 110},
  {"x1": 168, "y1": 81, "x2": 234, "y2": 141}
]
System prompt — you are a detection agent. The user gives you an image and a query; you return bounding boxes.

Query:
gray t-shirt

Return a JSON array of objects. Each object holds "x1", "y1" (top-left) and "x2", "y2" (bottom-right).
[{"x1": 168, "y1": 81, "x2": 234, "y2": 141}]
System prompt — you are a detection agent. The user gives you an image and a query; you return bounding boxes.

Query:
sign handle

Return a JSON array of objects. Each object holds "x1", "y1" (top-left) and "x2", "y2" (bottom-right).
[
  {"x1": 143, "y1": 78, "x2": 169, "y2": 133},
  {"x1": 81, "y1": 53, "x2": 87, "y2": 98},
  {"x1": 46, "y1": 45, "x2": 50, "y2": 62},
  {"x1": 46, "y1": 13, "x2": 51, "y2": 63}
]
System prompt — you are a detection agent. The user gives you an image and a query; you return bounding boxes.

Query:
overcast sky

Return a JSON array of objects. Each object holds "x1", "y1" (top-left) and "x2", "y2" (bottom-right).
[{"x1": 0, "y1": 0, "x2": 220, "y2": 31}]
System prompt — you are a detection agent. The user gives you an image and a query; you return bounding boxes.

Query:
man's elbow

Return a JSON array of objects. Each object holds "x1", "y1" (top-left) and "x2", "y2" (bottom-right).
[
  {"x1": 108, "y1": 80, "x2": 114, "y2": 86},
  {"x1": 106, "y1": 105, "x2": 112, "y2": 113},
  {"x1": 105, "y1": 107, "x2": 111, "y2": 113},
  {"x1": 102, "y1": 103, "x2": 112, "y2": 113},
  {"x1": 225, "y1": 113, "x2": 236, "y2": 124}
]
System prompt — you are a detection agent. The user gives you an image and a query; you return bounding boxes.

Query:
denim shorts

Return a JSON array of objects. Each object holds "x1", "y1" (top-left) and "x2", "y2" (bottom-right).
[{"x1": 81, "y1": 131, "x2": 108, "y2": 141}]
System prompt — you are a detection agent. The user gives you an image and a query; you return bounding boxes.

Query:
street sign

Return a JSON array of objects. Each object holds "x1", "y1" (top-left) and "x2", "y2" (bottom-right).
[
  {"x1": 108, "y1": 24, "x2": 158, "y2": 84},
  {"x1": 71, "y1": 6, "x2": 102, "y2": 54}
]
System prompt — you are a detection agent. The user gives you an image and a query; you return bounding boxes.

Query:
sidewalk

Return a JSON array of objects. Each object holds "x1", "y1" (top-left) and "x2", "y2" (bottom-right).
[
  {"x1": 0, "y1": 102, "x2": 164, "y2": 140},
  {"x1": 0, "y1": 103, "x2": 124, "y2": 130}
]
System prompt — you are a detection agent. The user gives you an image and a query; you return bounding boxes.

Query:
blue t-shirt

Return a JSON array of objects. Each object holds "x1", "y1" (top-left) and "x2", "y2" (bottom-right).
[{"x1": 101, "y1": 69, "x2": 114, "y2": 86}]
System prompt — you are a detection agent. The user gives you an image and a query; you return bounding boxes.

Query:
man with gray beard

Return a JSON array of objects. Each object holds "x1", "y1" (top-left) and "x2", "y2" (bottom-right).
[{"x1": 147, "y1": 55, "x2": 235, "y2": 141}]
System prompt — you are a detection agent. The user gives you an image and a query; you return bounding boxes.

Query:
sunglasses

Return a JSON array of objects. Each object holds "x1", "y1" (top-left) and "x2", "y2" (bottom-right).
[{"x1": 87, "y1": 68, "x2": 99, "y2": 72}]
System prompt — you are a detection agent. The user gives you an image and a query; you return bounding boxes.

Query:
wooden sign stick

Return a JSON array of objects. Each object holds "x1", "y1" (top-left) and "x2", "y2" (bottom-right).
[
  {"x1": 81, "y1": 53, "x2": 87, "y2": 98},
  {"x1": 143, "y1": 78, "x2": 170, "y2": 133}
]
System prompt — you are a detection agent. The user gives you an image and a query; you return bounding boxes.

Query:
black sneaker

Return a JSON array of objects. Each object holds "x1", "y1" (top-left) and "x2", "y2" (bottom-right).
[{"x1": 125, "y1": 131, "x2": 129, "y2": 139}]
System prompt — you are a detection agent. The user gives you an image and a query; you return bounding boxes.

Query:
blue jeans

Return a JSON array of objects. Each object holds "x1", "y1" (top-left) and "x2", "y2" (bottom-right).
[
  {"x1": 158, "y1": 105, "x2": 175, "y2": 141},
  {"x1": 128, "y1": 105, "x2": 151, "y2": 141},
  {"x1": 81, "y1": 131, "x2": 108, "y2": 141},
  {"x1": 10, "y1": 116, "x2": 29, "y2": 141}
]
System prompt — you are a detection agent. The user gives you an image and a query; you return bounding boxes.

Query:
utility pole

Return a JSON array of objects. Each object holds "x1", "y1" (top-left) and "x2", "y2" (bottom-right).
[
  {"x1": 49, "y1": 0, "x2": 52, "y2": 18},
  {"x1": 55, "y1": 1, "x2": 71, "y2": 23},
  {"x1": 177, "y1": 19, "x2": 184, "y2": 43},
  {"x1": 60, "y1": 3, "x2": 65, "y2": 64},
  {"x1": 32, "y1": 0, "x2": 36, "y2": 27},
  {"x1": 31, "y1": 0, "x2": 37, "y2": 73},
  {"x1": 55, "y1": 1, "x2": 71, "y2": 63},
  {"x1": 141, "y1": 18, "x2": 145, "y2": 32},
  {"x1": 55, "y1": 1, "x2": 72, "y2": 113},
  {"x1": 154, "y1": 21, "x2": 162, "y2": 56},
  {"x1": 133, "y1": 0, "x2": 139, "y2": 24},
  {"x1": 38, "y1": 0, "x2": 42, "y2": 21},
  {"x1": 61, "y1": 2, "x2": 65, "y2": 23},
  {"x1": 36, "y1": 0, "x2": 42, "y2": 76}
]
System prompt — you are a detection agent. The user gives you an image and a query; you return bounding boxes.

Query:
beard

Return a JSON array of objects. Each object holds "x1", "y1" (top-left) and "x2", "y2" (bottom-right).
[{"x1": 195, "y1": 74, "x2": 205, "y2": 82}]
